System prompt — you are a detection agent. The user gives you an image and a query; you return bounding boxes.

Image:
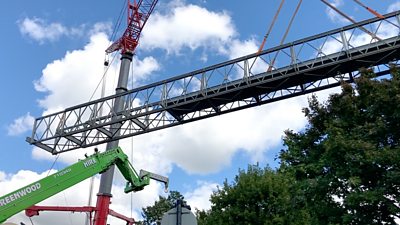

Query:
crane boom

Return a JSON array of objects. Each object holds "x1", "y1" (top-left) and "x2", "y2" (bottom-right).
[
  {"x1": 0, "y1": 147, "x2": 168, "y2": 224},
  {"x1": 106, "y1": 0, "x2": 159, "y2": 54}
]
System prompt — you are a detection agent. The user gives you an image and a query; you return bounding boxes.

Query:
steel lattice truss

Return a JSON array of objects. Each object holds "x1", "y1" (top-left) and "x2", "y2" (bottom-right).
[{"x1": 28, "y1": 11, "x2": 400, "y2": 154}]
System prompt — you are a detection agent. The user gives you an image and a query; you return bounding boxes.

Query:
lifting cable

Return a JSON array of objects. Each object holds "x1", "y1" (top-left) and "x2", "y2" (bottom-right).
[
  {"x1": 43, "y1": 151, "x2": 75, "y2": 225},
  {"x1": 110, "y1": 0, "x2": 128, "y2": 44},
  {"x1": 257, "y1": 0, "x2": 285, "y2": 54},
  {"x1": 352, "y1": 0, "x2": 384, "y2": 19},
  {"x1": 46, "y1": 154, "x2": 60, "y2": 176},
  {"x1": 129, "y1": 59, "x2": 135, "y2": 219},
  {"x1": 46, "y1": 159, "x2": 75, "y2": 225},
  {"x1": 320, "y1": 0, "x2": 382, "y2": 41},
  {"x1": 29, "y1": 217, "x2": 35, "y2": 225},
  {"x1": 85, "y1": 2, "x2": 129, "y2": 224},
  {"x1": 351, "y1": 0, "x2": 399, "y2": 28},
  {"x1": 268, "y1": 0, "x2": 302, "y2": 71},
  {"x1": 85, "y1": 53, "x2": 117, "y2": 224},
  {"x1": 88, "y1": 52, "x2": 119, "y2": 102},
  {"x1": 130, "y1": 136, "x2": 134, "y2": 219},
  {"x1": 88, "y1": 0, "x2": 128, "y2": 102}
]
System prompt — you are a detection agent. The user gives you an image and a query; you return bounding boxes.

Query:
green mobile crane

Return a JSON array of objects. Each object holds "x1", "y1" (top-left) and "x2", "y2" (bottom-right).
[{"x1": 0, "y1": 147, "x2": 168, "y2": 224}]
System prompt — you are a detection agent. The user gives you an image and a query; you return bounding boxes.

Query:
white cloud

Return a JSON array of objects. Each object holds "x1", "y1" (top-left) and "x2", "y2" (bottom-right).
[
  {"x1": 225, "y1": 38, "x2": 259, "y2": 59},
  {"x1": 387, "y1": 1, "x2": 400, "y2": 13},
  {"x1": 140, "y1": 2, "x2": 236, "y2": 54},
  {"x1": 0, "y1": 171, "x2": 5, "y2": 181},
  {"x1": 7, "y1": 112, "x2": 35, "y2": 136},
  {"x1": 325, "y1": 0, "x2": 349, "y2": 24},
  {"x1": 33, "y1": 32, "x2": 116, "y2": 114},
  {"x1": 130, "y1": 56, "x2": 160, "y2": 86},
  {"x1": 89, "y1": 22, "x2": 112, "y2": 36},
  {"x1": 32, "y1": 146, "x2": 95, "y2": 165},
  {"x1": 33, "y1": 31, "x2": 160, "y2": 115},
  {"x1": 124, "y1": 96, "x2": 308, "y2": 175},
  {"x1": 18, "y1": 17, "x2": 84, "y2": 44},
  {"x1": 221, "y1": 38, "x2": 269, "y2": 79},
  {"x1": 184, "y1": 181, "x2": 218, "y2": 211}
]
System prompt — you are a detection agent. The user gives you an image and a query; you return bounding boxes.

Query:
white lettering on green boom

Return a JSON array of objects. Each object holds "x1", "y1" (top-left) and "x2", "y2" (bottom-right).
[{"x1": 0, "y1": 183, "x2": 41, "y2": 207}]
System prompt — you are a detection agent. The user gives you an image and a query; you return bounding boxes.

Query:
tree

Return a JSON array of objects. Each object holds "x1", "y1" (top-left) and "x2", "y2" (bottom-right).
[
  {"x1": 198, "y1": 68, "x2": 400, "y2": 224},
  {"x1": 280, "y1": 68, "x2": 400, "y2": 224},
  {"x1": 198, "y1": 164, "x2": 314, "y2": 225},
  {"x1": 140, "y1": 191, "x2": 184, "y2": 225}
]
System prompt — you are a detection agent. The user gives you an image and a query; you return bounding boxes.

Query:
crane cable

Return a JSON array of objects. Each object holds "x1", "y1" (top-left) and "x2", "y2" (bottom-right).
[
  {"x1": 352, "y1": 0, "x2": 384, "y2": 19},
  {"x1": 84, "y1": 60, "x2": 110, "y2": 225},
  {"x1": 88, "y1": 0, "x2": 128, "y2": 102},
  {"x1": 29, "y1": 217, "x2": 35, "y2": 225},
  {"x1": 257, "y1": 0, "x2": 285, "y2": 54},
  {"x1": 320, "y1": 0, "x2": 382, "y2": 41},
  {"x1": 110, "y1": 0, "x2": 129, "y2": 44},
  {"x1": 130, "y1": 60, "x2": 135, "y2": 219},
  {"x1": 351, "y1": 0, "x2": 399, "y2": 28},
  {"x1": 268, "y1": 0, "x2": 302, "y2": 71},
  {"x1": 85, "y1": 2, "x2": 129, "y2": 224},
  {"x1": 85, "y1": 18, "x2": 122, "y2": 224},
  {"x1": 46, "y1": 154, "x2": 60, "y2": 176},
  {"x1": 43, "y1": 150, "x2": 75, "y2": 225}
]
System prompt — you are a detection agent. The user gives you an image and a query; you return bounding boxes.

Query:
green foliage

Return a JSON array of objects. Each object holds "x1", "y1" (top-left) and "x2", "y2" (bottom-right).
[
  {"x1": 280, "y1": 71, "x2": 400, "y2": 224},
  {"x1": 198, "y1": 164, "x2": 314, "y2": 225},
  {"x1": 140, "y1": 191, "x2": 184, "y2": 225}
]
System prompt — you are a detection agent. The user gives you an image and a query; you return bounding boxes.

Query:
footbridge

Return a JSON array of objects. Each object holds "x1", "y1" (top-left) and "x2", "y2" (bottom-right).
[{"x1": 27, "y1": 11, "x2": 400, "y2": 154}]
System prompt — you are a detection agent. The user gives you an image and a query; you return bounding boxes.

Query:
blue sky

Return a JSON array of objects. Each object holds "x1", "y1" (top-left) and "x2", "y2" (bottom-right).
[{"x1": 0, "y1": 0, "x2": 399, "y2": 224}]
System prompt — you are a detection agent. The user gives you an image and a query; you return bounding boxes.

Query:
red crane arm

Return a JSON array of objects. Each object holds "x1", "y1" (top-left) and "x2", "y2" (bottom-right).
[{"x1": 106, "y1": 0, "x2": 159, "y2": 54}]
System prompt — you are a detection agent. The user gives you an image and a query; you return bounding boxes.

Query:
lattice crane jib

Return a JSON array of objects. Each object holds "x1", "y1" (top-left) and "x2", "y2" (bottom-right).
[{"x1": 106, "y1": 0, "x2": 158, "y2": 54}]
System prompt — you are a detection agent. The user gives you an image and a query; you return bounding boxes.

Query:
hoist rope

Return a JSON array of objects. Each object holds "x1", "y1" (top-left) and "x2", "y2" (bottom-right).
[
  {"x1": 46, "y1": 154, "x2": 60, "y2": 176},
  {"x1": 268, "y1": 0, "x2": 302, "y2": 71},
  {"x1": 130, "y1": 139, "x2": 134, "y2": 219},
  {"x1": 352, "y1": 0, "x2": 384, "y2": 19},
  {"x1": 85, "y1": 25, "x2": 121, "y2": 225},
  {"x1": 258, "y1": 0, "x2": 285, "y2": 54},
  {"x1": 29, "y1": 217, "x2": 35, "y2": 225},
  {"x1": 351, "y1": 0, "x2": 399, "y2": 28},
  {"x1": 110, "y1": 0, "x2": 129, "y2": 44},
  {"x1": 42, "y1": 148, "x2": 75, "y2": 224},
  {"x1": 84, "y1": 3, "x2": 129, "y2": 224},
  {"x1": 320, "y1": 0, "x2": 382, "y2": 41},
  {"x1": 47, "y1": 162, "x2": 75, "y2": 225},
  {"x1": 88, "y1": 53, "x2": 119, "y2": 102},
  {"x1": 130, "y1": 56, "x2": 135, "y2": 219},
  {"x1": 88, "y1": 0, "x2": 127, "y2": 102}
]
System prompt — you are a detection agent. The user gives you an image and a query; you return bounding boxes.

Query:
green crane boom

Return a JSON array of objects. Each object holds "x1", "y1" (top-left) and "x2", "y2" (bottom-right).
[{"x1": 0, "y1": 147, "x2": 168, "y2": 224}]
